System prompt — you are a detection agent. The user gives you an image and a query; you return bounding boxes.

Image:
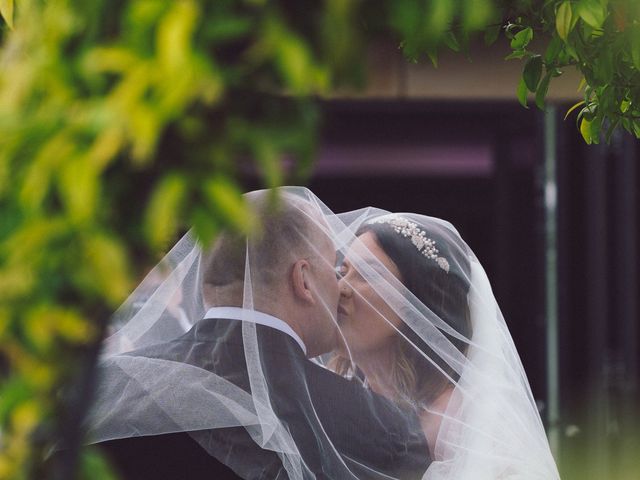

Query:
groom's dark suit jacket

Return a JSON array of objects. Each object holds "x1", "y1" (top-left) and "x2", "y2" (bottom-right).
[{"x1": 98, "y1": 317, "x2": 430, "y2": 479}]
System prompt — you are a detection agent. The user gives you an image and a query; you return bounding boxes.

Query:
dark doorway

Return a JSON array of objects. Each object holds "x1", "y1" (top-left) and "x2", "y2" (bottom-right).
[{"x1": 309, "y1": 100, "x2": 549, "y2": 404}]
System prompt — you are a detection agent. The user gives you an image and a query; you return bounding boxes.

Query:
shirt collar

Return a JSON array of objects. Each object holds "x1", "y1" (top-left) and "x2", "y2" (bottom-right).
[{"x1": 203, "y1": 306, "x2": 307, "y2": 355}]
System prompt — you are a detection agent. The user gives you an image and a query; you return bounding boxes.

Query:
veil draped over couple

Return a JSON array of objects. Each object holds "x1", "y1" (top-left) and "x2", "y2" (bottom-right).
[{"x1": 88, "y1": 187, "x2": 560, "y2": 480}]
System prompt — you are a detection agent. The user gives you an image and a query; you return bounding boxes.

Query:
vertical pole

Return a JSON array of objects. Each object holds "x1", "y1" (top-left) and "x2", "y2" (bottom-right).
[
  {"x1": 612, "y1": 133, "x2": 638, "y2": 477},
  {"x1": 584, "y1": 140, "x2": 609, "y2": 480},
  {"x1": 543, "y1": 106, "x2": 560, "y2": 458}
]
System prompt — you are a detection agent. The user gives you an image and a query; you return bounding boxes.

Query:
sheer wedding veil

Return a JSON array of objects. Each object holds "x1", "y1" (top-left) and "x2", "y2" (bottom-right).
[{"x1": 88, "y1": 186, "x2": 559, "y2": 479}]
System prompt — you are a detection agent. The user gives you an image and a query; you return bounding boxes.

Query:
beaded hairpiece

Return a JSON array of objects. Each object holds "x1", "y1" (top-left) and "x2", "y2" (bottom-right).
[{"x1": 369, "y1": 215, "x2": 450, "y2": 273}]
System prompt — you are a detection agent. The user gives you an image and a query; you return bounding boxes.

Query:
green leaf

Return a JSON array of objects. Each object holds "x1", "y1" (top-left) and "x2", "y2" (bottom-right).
[
  {"x1": 203, "y1": 178, "x2": 257, "y2": 235},
  {"x1": 79, "y1": 447, "x2": 119, "y2": 480},
  {"x1": 82, "y1": 47, "x2": 140, "y2": 75},
  {"x1": 0, "y1": 265, "x2": 35, "y2": 302},
  {"x1": 630, "y1": 26, "x2": 640, "y2": 71},
  {"x1": 565, "y1": 100, "x2": 586, "y2": 120},
  {"x1": 620, "y1": 99, "x2": 631, "y2": 113},
  {"x1": 511, "y1": 27, "x2": 533, "y2": 50},
  {"x1": 21, "y1": 304, "x2": 58, "y2": 354},
  {"x1": 517, "y1": 76, "x2": 529, "y2": 108},
  {"x1": 597, "y1": 84, "x2": 614, "y2": 111},
  {"x1": 26, "y1": 306, "x2": 93, "y2": 346},
  {"x1": 596, "y1": 48, "x2": 615, "y2": 83},
  {"x1": 505, "y1": 50, "x2": 527, "y2": 60},
  {"x1": 253, "y1": 138, "x2": 283, "y2": 189},
  {"x1": 391, "y1": 0, "x2": 421, "y2": 38},
  {"x1": 190, "y1": 207, "x2": 220, "y2": 248},
  {"x1": 461, "y1": 0, "x2": 494, "y2": 32},
  {"x1": 427, "y1": 0, "x2": 456, "y2": 39},
  {"x1": 523, "y1": 55, "x2": 543, "y2": 92},
  {"x1": 580, "y1": 117, "x2": 593, "y2": 144},
  {"x1": 204, "y1": 16, "x2": 253, "y2": 43},
  {"x1": 577, "y1": 102, "x2": 597, "y2": 123},
  {"x1": 58, "y1": 157, "x2": 99, "y2": 224},
  {"x1": 156, "y1": 0, "x2": 199, "y2": 71},
  {"x1": 564, "y1": 42, "x2": 579, "y2": 61},
  {"x1": 577, "y1": 0, "x2": 607, "y2": 29},
  {"x1": 10, "y1": 399, "x2": 41, "y2": 435},
  {"x1": 426, "y1": 46, "x2": 438, "y2": 67},
  {"x1": 556, "y1": 2, "x2": 574, "y2": 41},
  {"x1": 590, "y1": 115, "x2": 603, "y2": 144},
  {"x1": 276, "y1": 31, "x2": 314, "y2": 94},
  {"x1": 144, "y1": 174, "x2": 188, "y2": 250},
  {"x1": 129, "y1": 103, "x2": 162, "y2": 163},
  {"x1": 484, "y1": 24, "x2": 501, "y2": 46},
  {"x1": 83, "y1": 233, "x2": 131, "y2": 305},
  {"x1": 0, "y1": 0, "x2": 13, "y2": 29},
  {"x1": 19, "y1": 135, "x2": 69, "y2": 212},
  {"x1": 544, "y1": 36, "x2": 563, "y2": 65},
  {"x1": 0, "y1": 378, "x2": 32, "y2": 424},
  {"x1": 577, "y1": 76, "x2": 587, "y2": 92},
  {"x1": 4, "y1": 219, "x2": 67, "y2": 267},
  {"x1": 442, "y1": 31, "x2": 460, "y2": 52},
  {"x1": 535, "y1": 72, "x2": 552, "y2": 110}
]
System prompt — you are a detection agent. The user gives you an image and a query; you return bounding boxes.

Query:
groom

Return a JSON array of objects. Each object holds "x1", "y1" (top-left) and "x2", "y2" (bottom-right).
[{"x1": 97, "y1": 189, "x2": 429, "y2": 479}]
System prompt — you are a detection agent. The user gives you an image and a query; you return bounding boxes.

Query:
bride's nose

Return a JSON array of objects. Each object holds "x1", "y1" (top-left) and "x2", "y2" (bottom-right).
[{"x1": 338, "y1": 278, "x2": 352, "y2": 298}]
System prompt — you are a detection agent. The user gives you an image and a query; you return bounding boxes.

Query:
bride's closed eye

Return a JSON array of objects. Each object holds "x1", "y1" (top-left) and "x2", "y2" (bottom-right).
[
  {"x1": 336, "y1": 260, "x2": 386, "y2": 281},
  {"x1": 335, "y1": 264, "x2": 349, "y2": 279}
]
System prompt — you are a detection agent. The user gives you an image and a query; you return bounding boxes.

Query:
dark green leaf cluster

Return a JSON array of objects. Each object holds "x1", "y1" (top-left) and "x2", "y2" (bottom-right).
[
  {"x1": 505, "y1": 0, "x2": 640, "y2": 143},
  {"x1": 389, "y1": 0, "x2": 498, "y2": 65}
]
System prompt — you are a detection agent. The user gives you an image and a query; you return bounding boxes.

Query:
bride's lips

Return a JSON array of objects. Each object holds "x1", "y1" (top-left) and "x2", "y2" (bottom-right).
[{"x1": 337, "y1": 305, "x2": 349, "y2": 323}]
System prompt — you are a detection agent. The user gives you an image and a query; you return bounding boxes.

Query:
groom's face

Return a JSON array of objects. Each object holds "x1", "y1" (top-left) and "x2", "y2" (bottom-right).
[{"x1": 303, "y1": 231, "x2": 341, "y2": 357}]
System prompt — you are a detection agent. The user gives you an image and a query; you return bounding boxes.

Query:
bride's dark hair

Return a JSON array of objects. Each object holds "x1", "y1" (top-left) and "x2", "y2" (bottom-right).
[{"x1": 337, "y1": 217, "x2": 473, "y2": 407}]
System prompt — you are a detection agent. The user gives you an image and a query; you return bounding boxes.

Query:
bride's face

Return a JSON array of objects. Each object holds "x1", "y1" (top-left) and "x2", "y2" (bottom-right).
[{"x1": 337, "y1": 231, "x2": 404, "y2": 356}]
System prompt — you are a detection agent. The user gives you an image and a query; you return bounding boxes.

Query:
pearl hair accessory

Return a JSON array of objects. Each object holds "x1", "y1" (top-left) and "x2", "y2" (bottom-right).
[{"x1": 369, "y1": 215, "x2": 450, "y2": 273}]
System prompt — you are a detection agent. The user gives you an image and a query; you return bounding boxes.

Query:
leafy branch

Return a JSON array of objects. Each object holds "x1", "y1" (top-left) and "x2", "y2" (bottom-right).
[{"x1": 503, "y1": 0, "x2": 640, "y2": 143}]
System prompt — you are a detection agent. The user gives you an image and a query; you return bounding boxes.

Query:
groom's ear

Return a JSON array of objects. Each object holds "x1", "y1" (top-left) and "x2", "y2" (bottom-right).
[{"x1": 291, "y1": 259, "x2": 315, "y2": 305}]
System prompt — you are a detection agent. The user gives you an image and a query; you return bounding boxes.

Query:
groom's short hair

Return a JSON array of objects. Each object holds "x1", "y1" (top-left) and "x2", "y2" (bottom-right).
[{"x1": 202, "y1": 190, "x2": 321, "y2": 292}]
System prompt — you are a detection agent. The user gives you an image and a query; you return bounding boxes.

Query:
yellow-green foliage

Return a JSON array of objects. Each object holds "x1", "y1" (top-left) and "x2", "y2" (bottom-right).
[
  {"x1": 0, "y1": 1, "x2": 495, "y2": 478},
  {"x1": 1, "y1": 0, "x2": 638, "y2": 478}
]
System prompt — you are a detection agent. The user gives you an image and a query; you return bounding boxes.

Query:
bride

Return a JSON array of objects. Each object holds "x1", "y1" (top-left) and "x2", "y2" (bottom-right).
[
  {"x1": 87, "y1": 187, "x2": 559, "y2": 479},
  {"x1": 330, "y1": 209, "x2": 560, "y2": 479}
]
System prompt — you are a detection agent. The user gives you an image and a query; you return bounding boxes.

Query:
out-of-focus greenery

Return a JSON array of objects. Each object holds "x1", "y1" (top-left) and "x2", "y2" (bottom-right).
[
  {"x1": 0, "y1": 0, "x2": 638, "y2": 479},
  {"x1": 0, "y1": 1, "x2": 495, "y2": 479}
]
